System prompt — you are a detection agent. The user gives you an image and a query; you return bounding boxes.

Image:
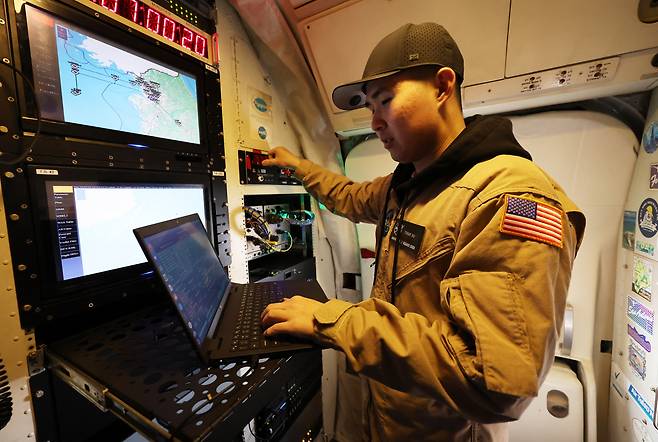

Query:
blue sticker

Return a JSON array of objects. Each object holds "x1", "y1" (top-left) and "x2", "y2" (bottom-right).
[
  {"x1": 638, "y1": 198, "x2": 658, "y2": 238},
  {"x1": 629, "y1": 384, "x2": 654, "y2": 420},
  {"x1": 253, "y1": 97, "x2": 269, "y2": 113},
  {"x1": 644, "y1": 122, "x2": 658, "y2": 154},
  {"x1": 257, "y1": 126, "x2": 267, "y2": 140},
  {"x1": 636, "y1": 240, "x2": 655, "y2": 256}
]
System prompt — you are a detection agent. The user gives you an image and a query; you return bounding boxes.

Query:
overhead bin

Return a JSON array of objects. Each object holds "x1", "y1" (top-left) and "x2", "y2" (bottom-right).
[{"x1": 284, "y1": 0, "x2": 658, "y2": 134}]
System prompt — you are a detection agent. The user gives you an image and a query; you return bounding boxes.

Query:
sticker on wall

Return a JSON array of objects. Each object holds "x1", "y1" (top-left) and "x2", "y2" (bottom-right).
[
  {"x1": 629, "y1": 341, "x2": 647, "y2": 380},
  {"x1": 636, "y1": 240, "x2": 655, "y2": 257},
  {"x1": 643, "y1": 121, "x2": 658, "y2": 154},
  {"x1": 629, "y1": 384, "x2": 654, "y2": 420},
  {"x1": 247, "y1": 87, "x2": 273, "y2": 149},
  {"x1": 651, "y1": 164, "x2": 658, "y2": 189},
  {"x1": 632, "y1": 256, "x2": 653, "y2": 302},
  {"x1": 638, "y1": 198, "x2": 658, "y2": 238},
  {"x1": 624, "y1": 211, "x2": 636, "y2": 251},
  {"x1": 628, "y1": 324, "x2": 652, "y2": 352},
  {"x1": 610, "y1": 361, "x2": 626, "y2": 399},
  {"x1": 628, "y1": 296, "x2": 655, "y2": 335}
]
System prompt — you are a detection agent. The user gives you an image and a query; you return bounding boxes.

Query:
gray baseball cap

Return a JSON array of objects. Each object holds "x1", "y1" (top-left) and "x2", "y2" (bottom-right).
[{"x1": 332, "y1": 22, "x2": 464, "y2": 111}]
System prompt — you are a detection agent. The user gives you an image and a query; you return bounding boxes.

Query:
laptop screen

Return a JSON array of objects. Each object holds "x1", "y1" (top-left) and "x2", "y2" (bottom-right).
[{"x1": 140, "y1": 216, "x2": 229, "y2": 346}]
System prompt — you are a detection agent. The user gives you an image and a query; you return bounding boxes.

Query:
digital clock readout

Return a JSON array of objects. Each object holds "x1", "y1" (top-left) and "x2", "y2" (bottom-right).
[{"x1": 89, "y1": 0, "x2": 208, "y2": 58}]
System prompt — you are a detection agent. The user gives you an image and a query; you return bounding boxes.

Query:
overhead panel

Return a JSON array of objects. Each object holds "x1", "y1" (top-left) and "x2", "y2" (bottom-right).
[
  {"x1": 298, "y1": 0, "x2": 510, "y2": 132},
  {"x1": 506, "y1": 0, "x2": 658, "y2": 77}
]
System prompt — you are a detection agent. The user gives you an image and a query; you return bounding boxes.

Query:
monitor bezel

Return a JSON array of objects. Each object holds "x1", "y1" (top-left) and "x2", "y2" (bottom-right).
[
  {"x1": 133, "y1": 213, "x2": 231, "y2": 353},
  {"x1": 12, "y1": 0, "x2": 208, "y2": 153},
  {"x1": 27, "y1": 164, "x2": 215, "y2": 299}
]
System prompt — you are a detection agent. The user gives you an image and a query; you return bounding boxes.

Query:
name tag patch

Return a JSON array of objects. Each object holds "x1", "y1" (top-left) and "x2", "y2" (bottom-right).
[{"x1": 390, "y1": 221, "x2": 425, "y2": 256}]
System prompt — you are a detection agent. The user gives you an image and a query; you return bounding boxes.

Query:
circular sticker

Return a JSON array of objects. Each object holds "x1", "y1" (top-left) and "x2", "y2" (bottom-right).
[
  {"x1": 253, "y1": 97, "x2": 268, "y2": 113},
  {"x1": 257, "y1": 126, "x2": 267, "y2": 140},
  {"x1": 382, "y1": 209, "x2": 395, "y2": 236},
  {"x1": 643, "y1": 121, "x2": 658, "y2": 154},
  {"x1": 638, "y1": 198, "x2": 658, "y2": 238}
]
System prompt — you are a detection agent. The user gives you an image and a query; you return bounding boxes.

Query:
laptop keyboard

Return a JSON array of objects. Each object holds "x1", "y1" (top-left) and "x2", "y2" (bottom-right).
[{"x1": 231, "y1": 283, "x2": 285, "y2": 352}]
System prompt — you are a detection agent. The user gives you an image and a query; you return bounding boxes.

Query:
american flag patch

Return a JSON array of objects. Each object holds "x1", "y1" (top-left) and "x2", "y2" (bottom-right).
[{"x1": 500, "y1": 195, "x2": 563, "y2": 248}]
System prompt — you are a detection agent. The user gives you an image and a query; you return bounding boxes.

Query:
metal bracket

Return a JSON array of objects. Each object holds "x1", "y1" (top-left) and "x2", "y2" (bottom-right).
[
  {"x1": 26, "y1": 344, "x2": 45, "y2": 375},
  {"x1": 104, "y1": 390, "x2": 171, "y2": 441},
  {"x1": 561, "y1": 303, "x2": 574, "y2": 356},
  {"x1": 47, "y1": 351, "x2": 108, "y2": 411},
  {"x1": 47, "y1": 352, "x2": 171, "y2": 440}
]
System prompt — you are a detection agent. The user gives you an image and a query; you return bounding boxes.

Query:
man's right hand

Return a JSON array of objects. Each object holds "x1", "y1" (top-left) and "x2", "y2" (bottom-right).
[{"x1": 262, "y1": 146, "x2": 302, "y2": 170}]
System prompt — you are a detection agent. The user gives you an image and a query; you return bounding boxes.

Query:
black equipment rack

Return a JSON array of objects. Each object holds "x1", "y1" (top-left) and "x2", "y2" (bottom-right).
[{"x1": 46, "y1": 303, "x2": 322, "y2": 441}]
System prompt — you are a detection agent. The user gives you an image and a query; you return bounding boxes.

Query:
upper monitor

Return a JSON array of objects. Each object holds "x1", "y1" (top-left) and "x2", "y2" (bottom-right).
[{"x1": 25, "y1": 4, "x2": 201, "y2": 145}]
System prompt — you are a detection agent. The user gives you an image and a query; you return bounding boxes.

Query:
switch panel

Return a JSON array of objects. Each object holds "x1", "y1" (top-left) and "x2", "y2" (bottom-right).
[{"x1": 238, "y1": 149, "x2": 301, "y2": 185}]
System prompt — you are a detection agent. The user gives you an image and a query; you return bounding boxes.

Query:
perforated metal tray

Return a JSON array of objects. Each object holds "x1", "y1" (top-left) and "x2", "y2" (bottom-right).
[{"x1": 46, "y1": 303, "x2": 320, "y2": 441}]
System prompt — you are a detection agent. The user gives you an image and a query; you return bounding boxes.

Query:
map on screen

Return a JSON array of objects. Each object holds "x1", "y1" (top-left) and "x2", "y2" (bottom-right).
[{"x1": 53, "y1": 23, "x2": 200, "y2": 144}]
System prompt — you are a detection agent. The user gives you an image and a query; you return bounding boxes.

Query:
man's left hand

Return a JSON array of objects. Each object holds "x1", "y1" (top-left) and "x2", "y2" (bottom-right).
[{"x1": 261, "y1": 296, "x2": 323, "y2": 340}]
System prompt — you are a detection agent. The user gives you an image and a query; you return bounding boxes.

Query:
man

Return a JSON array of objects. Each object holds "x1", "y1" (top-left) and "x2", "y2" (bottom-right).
[{"x1": 261, "y1": 22, "x2": 585, "y2": 441}]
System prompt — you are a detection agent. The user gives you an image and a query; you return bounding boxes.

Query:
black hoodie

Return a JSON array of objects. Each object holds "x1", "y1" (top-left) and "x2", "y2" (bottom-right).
[
  {"x1": 389, "y1": 114, "x2": 532, "y2": 204},
  {"x1": 380, "y1": 114, "x2": 533, "y2": 300}
]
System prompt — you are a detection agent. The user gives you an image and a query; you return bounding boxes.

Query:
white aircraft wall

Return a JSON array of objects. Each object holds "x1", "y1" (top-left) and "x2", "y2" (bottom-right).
[{"x1": 607, "y1": 88, "x2": 658, "y2": 442}]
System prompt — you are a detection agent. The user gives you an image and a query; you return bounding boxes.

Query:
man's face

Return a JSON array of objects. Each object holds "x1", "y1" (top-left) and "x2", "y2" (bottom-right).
[{"x1": 364, "y1": 71, "x2": 441, "y2": 165}]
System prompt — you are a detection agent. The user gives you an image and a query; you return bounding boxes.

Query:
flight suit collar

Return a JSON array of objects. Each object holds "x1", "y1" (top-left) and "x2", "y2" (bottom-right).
[{"x1": 389, "y1": 114, "x2": 533, "y2": 205}]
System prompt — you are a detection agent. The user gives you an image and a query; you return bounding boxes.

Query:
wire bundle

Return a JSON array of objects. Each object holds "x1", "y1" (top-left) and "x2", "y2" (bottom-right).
[{"x1": 243, "y1": 207, "x2": 293, "y2": 253}]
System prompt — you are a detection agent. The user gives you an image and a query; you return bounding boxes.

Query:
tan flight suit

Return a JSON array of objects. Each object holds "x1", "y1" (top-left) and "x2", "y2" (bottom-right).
[{"x1": 295, "y1": 154, "x2": 585, "y2": 441}]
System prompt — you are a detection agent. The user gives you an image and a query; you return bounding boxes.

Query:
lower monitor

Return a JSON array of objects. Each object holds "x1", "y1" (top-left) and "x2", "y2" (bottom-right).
[
  {"x1": 47, "y1": 181, "x2": 206, "y2": 281},
  {"x1": 28, "y1": 165, "x2": 212, "y2": 293}
]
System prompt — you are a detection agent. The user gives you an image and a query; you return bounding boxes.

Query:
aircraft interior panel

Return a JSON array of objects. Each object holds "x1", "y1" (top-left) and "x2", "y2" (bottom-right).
[{"x1": 0, "y1": 0, "x2": 657, "y2": 441}]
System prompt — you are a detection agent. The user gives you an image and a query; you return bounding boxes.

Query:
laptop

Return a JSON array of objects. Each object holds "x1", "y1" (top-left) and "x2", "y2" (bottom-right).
[{"x1": 133, "y1": 213, "x2": 328, "y2": 364}]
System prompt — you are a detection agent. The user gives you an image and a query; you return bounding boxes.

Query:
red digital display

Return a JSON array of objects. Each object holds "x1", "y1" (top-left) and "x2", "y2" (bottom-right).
[{"x1": 88, "y1": 0, "x2": 209, "y2": 59}]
